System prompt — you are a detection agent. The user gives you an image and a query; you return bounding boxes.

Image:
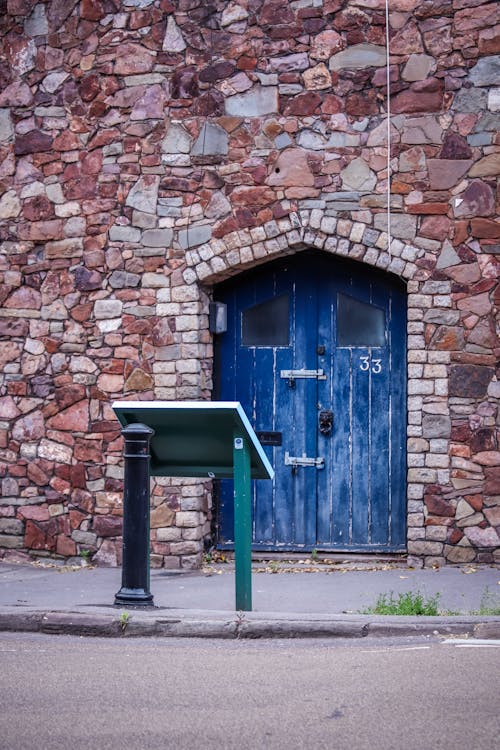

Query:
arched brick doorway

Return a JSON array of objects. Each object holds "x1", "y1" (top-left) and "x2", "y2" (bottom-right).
[{"x1": 212, "y1": 250, "x2": 407, "y2": 553}]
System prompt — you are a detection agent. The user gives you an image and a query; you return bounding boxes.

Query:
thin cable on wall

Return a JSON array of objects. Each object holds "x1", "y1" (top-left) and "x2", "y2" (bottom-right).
[{"x1": 385, "y1": 0, "x2": 392, "y2": 259}]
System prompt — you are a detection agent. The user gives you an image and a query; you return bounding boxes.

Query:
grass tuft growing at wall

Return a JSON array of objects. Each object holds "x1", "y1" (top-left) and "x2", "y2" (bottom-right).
[{"x1": 362, "y1": 590, "x2": 443, "y2": 616}]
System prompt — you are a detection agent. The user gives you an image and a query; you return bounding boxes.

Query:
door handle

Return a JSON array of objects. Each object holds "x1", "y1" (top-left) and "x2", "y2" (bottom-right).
[{"x1": 319, "y1": 409, "x2": 333, "y2": 436}]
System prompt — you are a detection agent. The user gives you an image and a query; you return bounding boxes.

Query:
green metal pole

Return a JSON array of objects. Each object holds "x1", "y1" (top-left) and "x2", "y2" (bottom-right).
[{"x1": 233, "y1": 430, "x2": 252, "y2": 611}]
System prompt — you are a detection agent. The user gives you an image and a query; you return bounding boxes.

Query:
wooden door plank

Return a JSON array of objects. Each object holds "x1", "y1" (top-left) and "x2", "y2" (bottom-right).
[
  {"x1": 316, "y1": 275, "x2": 335, "y2": 545},
  {"x1": 292, "y1": 267, "x2": 318, "y2": 547},
  {"x1": 331, "y1": 347, "x2": 352, "y2": 546},
  {"x1": 367, "y1": 282, "x2": 391, "y2": 546},
  {"x1": 351, "y1": 345, "x2": 371, "y2": 545},
  {"x1": 251, "y1": 272, "x2": 283, "y2": 545},
  {"x1": 273, "y1": 266, "x2": 295, "y2": 546}
]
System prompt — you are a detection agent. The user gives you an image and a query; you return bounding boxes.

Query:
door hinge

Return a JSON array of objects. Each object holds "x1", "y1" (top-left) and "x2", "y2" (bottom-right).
[{"x1": 284, "y1": 452, "x2": 324, "y2": 469}]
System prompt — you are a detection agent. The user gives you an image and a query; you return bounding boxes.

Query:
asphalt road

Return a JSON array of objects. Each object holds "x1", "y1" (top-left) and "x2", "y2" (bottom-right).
[{"x1": 0, "y1": 633, "x2": 499, "y2": 750}]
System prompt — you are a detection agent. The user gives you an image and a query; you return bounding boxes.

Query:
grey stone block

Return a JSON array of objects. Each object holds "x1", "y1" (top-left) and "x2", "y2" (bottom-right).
[
  {"x1": 329, "y1": 44, "x2": 386, "y2": 71},
  {"x1": 0, "y1": 519, "x2": 24, "y2": 534},
  {"x1": 0, "y1": 109, "x2": 13, "y2": 142},
  {"x1": 468, "y1": 55, "x2": 500, "y2": 87},
  {"x1": 422, "y1": 414, "x2": 451, "y2": 439},
  {"x1": 109, "y1": 225, "x2": 141, "y2": 243},
  {"x1": 142, "y1": 228, "x2": 173, "y2": 248},
  {"x1": 191, "y1": 122, "x2": 228, "y2": 158},
  {"x1": 178, "y1": 225, "x2": 212, "y2": 249},
  {"x1": 225, "y1": 86, "x2": 278, "y2": 117}
]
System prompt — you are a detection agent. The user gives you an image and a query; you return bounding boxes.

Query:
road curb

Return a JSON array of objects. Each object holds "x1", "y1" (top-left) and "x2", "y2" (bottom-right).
[
  {"x1": 41, "y1": 612, "x2": 123, "y2": 637},
  {"x1": 365, "y1": 620, "x2": 478, "y2": 638},
  {"x1": 473, "y1": 621, "x2": 500, "y2": 639},
  {"x1": 237, "y1": 619, "x2": 369, "y2": 639},
  {"x1": 0, "y1": 612, "x2": 43, "y2": 633},
  {"x1": 1, "y1": 610, "x2": 499, "y2": 640}
]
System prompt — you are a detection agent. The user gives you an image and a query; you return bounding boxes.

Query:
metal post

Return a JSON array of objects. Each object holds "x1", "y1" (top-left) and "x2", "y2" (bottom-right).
[
  {"x1": 114, "y1": 423, "x2": 155, "y2": 607},
  {"x1": 233, "y1": 430, "x2": 252, "y2": 611}
]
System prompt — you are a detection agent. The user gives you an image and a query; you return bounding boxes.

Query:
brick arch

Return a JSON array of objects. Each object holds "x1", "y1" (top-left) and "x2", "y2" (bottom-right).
[
  {"x1": 184, "y1": 212, "x2": 460, "y2": 567},
  {"x1": 184, "y1": 210, "x2": 426, "y2": 287}
]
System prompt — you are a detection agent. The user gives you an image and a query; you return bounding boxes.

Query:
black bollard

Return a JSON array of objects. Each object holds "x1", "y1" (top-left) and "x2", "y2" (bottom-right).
[{"x1": 114, "y1": 423, "x2": 155, "y2": 607}]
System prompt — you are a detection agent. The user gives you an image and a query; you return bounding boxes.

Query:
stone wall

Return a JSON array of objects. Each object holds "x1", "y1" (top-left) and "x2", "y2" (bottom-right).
[{"x1": 0, "y1": 0, "x2": 498, "y2": 569}]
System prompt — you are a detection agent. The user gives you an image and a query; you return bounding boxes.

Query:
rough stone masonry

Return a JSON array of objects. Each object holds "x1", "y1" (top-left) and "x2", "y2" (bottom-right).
[{"x1": 0, "y1": 0, "x2": 498, "y2": 570}]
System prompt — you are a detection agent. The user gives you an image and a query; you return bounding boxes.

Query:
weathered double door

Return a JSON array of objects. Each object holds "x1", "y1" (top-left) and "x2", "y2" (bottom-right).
[{"x1": 215, "y1": 252, "x2": 406, "y2": 552}]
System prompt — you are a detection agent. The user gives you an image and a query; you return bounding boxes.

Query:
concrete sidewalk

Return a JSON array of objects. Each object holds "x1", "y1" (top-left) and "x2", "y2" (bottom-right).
[{"x1": 0, "y1": 558, "x2": 499, "y2": 639}]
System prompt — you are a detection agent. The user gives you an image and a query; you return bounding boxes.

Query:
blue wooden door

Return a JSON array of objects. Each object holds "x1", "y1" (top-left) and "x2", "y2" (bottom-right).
[{"x1": 214, "y1": 253, "x2": 406, "y2": 552}]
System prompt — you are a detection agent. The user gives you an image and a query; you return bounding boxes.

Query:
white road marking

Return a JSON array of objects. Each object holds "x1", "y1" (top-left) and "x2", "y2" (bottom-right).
[
  {"x1": 360, "y1": 646, "x2": 431, "y2": 653},
  {"x1": 442, "y1": 639, "x2": 500, "y2": 648}
]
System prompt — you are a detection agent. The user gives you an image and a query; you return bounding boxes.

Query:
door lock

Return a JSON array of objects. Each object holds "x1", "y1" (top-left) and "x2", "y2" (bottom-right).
[{"x1": 319, "y1": 409, "x2": 334, "y2": 436}]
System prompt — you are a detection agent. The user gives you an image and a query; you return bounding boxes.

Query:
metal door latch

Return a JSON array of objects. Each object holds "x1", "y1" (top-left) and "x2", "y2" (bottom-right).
[
  {"x1": 284, "y1": 452, "x2": 324, "y2": 469},
  {"x1": 280, "y1": 369, "x2": 326, "y2": 380},
  {"x1": 281, "y1": 369, "x2": 327, "y2": 389}
]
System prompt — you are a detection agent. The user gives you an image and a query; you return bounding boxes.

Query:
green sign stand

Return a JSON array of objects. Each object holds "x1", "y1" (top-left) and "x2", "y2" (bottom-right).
[
  {"x1": 233, "y1": 428, "x2": 252, "y2": 611},
  {"x1": 112, "y1": 401, "x2": 274, "y2": 611}
]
